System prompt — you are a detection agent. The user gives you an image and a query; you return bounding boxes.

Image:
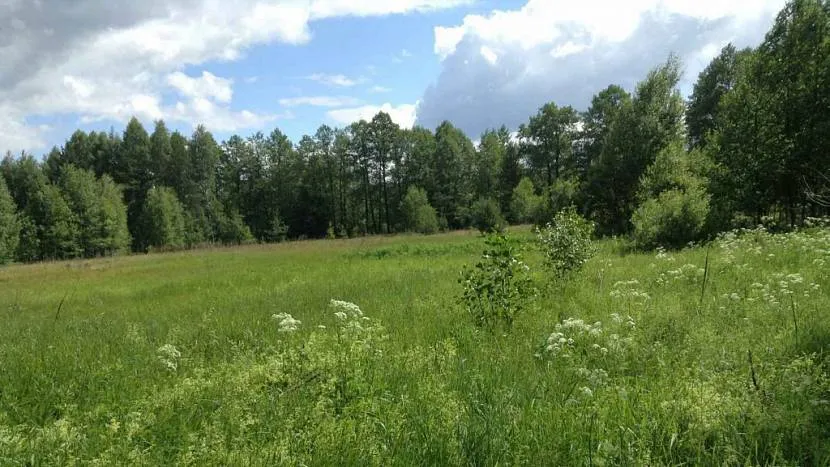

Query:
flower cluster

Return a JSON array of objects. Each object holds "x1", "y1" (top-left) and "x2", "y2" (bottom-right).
[
  {"x1": 540, "y1": 314, "x2": 636, "y2": 361},
  {"x1": 157, "y1": 344, "x2": 181, "y2": 372},
  {"x1": 743, "y1": 273, "x2": 821, "y2": 306},
  {"x1": 543, "y1": 318, "x2": 604, "y2": 358},
  {"x1": 610, "y1": 280, "x2": 650, "y2": 302},
  {"x1": 657, "y1": 263, "x2": 705, "y2": 286},
  {"x1": 272, "y1": 312, "x2": 301, "y2": 332}
]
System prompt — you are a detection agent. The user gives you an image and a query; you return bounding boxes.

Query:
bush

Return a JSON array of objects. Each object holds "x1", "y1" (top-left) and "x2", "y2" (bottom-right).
[
  {"x1": 471, "y1": 197, "x2": 506, "y2": 234},
  {"x1": 510, "y1": 177, "x2": 541, "y2": 224},
  {"x1": 535, "y1": 207, "x2": 596, "y2": 279},
  {"x1": 632, "y1": 187, "x2": 710, "y2": 250},
  {"x1": 216, "y1": 209, "x2": 254, "y2": 245},
  {"x1": 0, "y1": 177, "x2": 20, "y2": 264},
  {"x1": 459, "y1": 233, "x2": 534, "y2": 329},
  {"x1": 401, "y1": 186, "x2": 440, "y2": 234}
]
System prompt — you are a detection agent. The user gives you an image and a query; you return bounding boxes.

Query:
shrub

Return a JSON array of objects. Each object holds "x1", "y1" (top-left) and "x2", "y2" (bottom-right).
[
  {"x1": 510, "y1": 177, "x2": 541, "y2": 224},
  {"x1": 216, "y1": 209, "x2": 254, "y2": 245},
  {"x1": 459, "y1": 233, "x2": 534, "y2": 328},
  {"x1": 535, "y1": 207, "x2": 596, "y2": 279},
  {"x1": 470, "y1": 197, "x2": 506, "y2": 234},
  {"x1": 401, "y1": 186, "x2": 440, "y2": 234},
  {"x1": 632, "y1": 140, "x2": 712, "y2": 249},
  {"x1": 632, "y1": 187, "x2": 710, "y2": 250},
  {"x1": 0, "y1": 177, "x2": 20, "y2": 264},
  {"x1": 536, "y1": 177, "x2": 581, "y2": 225}
]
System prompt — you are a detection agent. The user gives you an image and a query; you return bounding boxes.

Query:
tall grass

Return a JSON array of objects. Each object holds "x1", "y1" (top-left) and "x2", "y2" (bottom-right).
[{"x1": 0, "y1": 226, "x2": 828, "y2": 465}]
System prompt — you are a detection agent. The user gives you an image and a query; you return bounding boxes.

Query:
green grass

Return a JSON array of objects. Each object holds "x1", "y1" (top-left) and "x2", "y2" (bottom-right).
[{"x1": 1, "y1": 226, "x2": 829, "y2": 465}]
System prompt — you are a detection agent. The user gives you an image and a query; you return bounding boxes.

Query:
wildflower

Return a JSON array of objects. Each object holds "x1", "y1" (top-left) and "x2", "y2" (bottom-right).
[
  {"x1": 329, "y1": 299, "x2": 363, "y2": 318},
  {"x1": 157, "y1": 344, "x2": 181, "y2": 372},
  {"x1": 272, "y1": 312, "x2": 301, "y2": 332},
  {"x1": 580, "y1": 386, "x2": 593, "y2": 397},
  {"x1": 334, "y1": 311, "x2": 348, "y2": 321}
]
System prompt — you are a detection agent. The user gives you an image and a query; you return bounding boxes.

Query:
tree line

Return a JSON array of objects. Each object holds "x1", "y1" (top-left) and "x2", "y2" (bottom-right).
[{"x1": 1, "y1": 0, "x2": 828, "y2": 264}]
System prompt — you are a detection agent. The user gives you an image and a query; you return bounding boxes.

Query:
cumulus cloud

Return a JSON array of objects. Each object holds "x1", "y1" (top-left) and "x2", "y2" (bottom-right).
[
  {"x1": 0, "y1": 0, "x2": 469, "y2": 152},
  {"x1": 418, "y1": 0, "x2": 786, "y2": 137},
  {"x1": 327, "y1": 102, "x2": 418, "y2": 128},
  {"x1": 167, "y1": 71, "x2": 234, "y2": 104}
]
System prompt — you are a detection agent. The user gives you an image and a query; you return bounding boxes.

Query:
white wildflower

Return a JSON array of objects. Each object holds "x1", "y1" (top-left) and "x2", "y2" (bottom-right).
[
  {"x1": 329, "y1": 299, "x2": 363, "y2": 318},
  {"x1": 157, "y1": 344, "x2": 181, "y2": 372},
  {"x1": 272, "y1": 312, "x2": 301, "y2": 332}
]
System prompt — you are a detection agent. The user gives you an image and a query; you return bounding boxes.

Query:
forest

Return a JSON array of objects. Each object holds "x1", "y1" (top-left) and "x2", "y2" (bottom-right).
[{"x1": 1, "y1": 0, "x2": 829, "y2": 263}]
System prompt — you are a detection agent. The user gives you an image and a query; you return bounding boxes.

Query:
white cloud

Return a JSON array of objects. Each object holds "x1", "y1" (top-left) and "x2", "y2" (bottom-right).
[
  {"x1": 551, "y1": 41, "x2": 589, "y2": 59},
  {"x1": 167, "y1": 71, "x2": 233, "y2": 103},
  {"x1": 327, "y1": 102, "x2": 418, "y2": 128},
  {"x1": 368, "y1": 85, "x2": 392, "y2": 93},
  {"x1": 479, "y1": 45, "x2": 498, "y2": 65},
  {"x1": 0, "y1": 0, "x2": 470, "y2": 152},
  {"x1": 279, "y1": 96, "x2": 363, "y2": 107},
  {"x1": 0, "y1": 104, "x2": 47, "y2": 151},
  {"x1": 306, "y1": 73, "x2": 363, "y2": 87},
  {"x1": 168, "y1": 99, "x2": 290, "y2": 132},
  {"x1": 432, "y1": 0, "x2": 783, "y2": 60},
  {"x1": 418, "y1": 0, "x2": 787, "y2": 137},
  {"x1": 309, "y1": 0, "x2": 473, "y2": 19}
]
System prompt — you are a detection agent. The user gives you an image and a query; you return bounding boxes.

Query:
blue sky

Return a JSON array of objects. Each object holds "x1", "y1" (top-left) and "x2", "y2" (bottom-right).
[{"x1": 0, "y1": 0, "x2": 786, "y2": 153}]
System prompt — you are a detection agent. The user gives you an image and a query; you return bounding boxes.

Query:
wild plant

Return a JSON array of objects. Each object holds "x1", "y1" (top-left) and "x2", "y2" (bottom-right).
[
  {"x1": 459, "y1": 233, "x2": 534, "y2": 329},
  {"x1": 535, "y1": 207, "x2": 596, "y2": 280}
]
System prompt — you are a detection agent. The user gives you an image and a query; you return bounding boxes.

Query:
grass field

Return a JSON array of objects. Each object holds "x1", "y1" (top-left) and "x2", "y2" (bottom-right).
[{"x1": 1, "y1": 225, "x2": 829, "y2": 465}]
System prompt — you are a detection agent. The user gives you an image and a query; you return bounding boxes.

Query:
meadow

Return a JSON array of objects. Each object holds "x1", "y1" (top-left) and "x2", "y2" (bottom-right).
[{"x1": 0, "y1": 225, "x2": 829, "y2": 465}]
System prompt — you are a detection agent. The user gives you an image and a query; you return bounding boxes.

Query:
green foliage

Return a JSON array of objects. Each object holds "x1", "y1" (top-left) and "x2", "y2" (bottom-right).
[
  {"x1": 632, "y1": 187, "x2": 711, "y2": 250},
  {"x1": 633, "y1": 141, "x2": 712, "y2": 249},
  {"x1": 535, "y1": 207, "x2": 596, "y2": 279},
  {"x1": 401, "y1": 186, "x2": 439, "y2": 234},
  {"x1": 459, "y1": 233, "x2": 534, "y2": 328},
  {"x1": 587, "y1": 56, "x2": 686, "y2": 235},
  {"x1": 37, "y1": 184, "x2": 81, "y2": 260},
  {"x1": 142, "y1": 186, "x2": 187, "y2": 251},
  {"x1": 96, "y1": 175, "x2": 131, "y2": 255},
  {"x1": 520, "y1": 102, "x2": 580, "y2": 186},
  {"x1": 0, "y1": 177, "x2": 19, "y2": 264},
  {"x1": 60, "y1": 165, "x2": 130, "y2": 257},
  {"x1": 470, "y1": 197, "x2": 506, "y2": 234},
  {"x1": 215, "y1": 209, "x2": 254, "y2": 245},
  {"x1": 686, "y1": 44, "x2": 747, "y2": 149},
  {"x1": 533, "y1": 177, "x2": 582, "y2": 225},
  {"x1": 433, "y1": 121, "x2": 476, "y2": 228},
  {"x1": 510, "y1": 177, "x2": 541, "y2": 224},
  {"x1": 14, "y1": 215, "x2": 39, "y2": 263},
  {"x1": 264, "y1": 210, "x2": 288, "y2": 243}
]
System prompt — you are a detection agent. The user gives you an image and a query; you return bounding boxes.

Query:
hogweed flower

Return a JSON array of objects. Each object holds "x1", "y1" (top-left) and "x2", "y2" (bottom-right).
[
  {"x1": 272, "y1": 312, "x2": 301, "y2": 332},
  {"x1": 330, "y1": 299, "x2": 363, "y2": 319},
  {"x1": 157, "y1": 344, "x2": 181, "y2": 372}
]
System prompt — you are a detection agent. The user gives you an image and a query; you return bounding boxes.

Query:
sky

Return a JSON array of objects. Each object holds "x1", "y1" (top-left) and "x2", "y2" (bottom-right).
[{"x1": 0, "y1": 0, "x2": 788, "y2": 154}]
